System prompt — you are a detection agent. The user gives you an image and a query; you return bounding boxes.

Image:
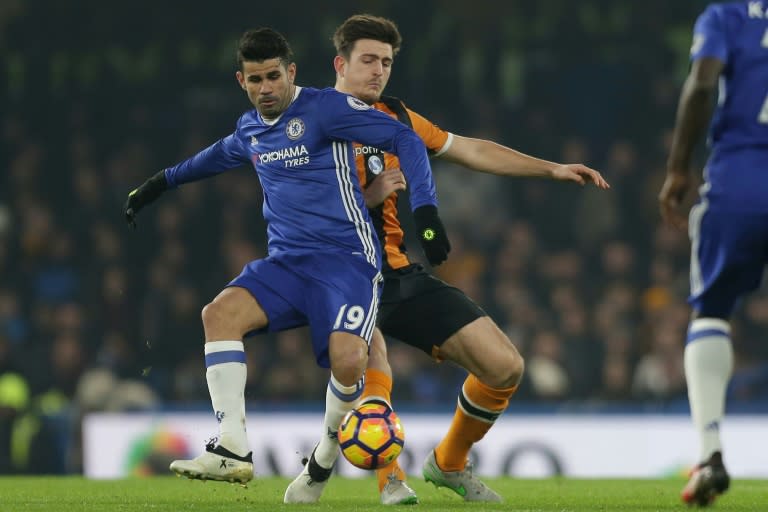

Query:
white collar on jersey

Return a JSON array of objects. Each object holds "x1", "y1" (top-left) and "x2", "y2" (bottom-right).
[{"x1": 260, "y1": 86, "x2": 302, "y2": 126}]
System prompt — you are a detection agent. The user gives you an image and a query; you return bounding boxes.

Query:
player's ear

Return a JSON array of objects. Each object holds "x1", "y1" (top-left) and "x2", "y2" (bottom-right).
[
  {"x1": 286, "y1": 62, "x2": 297, "y2": 83},
  {"x1": 235, "y1": 71, "x2": 247, "y2": 90},
  {"x1": 333, "y1": 55, "x2": 346, "y2": 77}
]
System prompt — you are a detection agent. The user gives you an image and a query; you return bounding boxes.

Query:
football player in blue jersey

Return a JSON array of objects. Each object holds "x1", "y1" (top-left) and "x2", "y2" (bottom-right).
[
  {"x1": 659, "y1": 1, "x2": 768, "y2": 506},
  {"x1": 123, "y1": 28, "x2": 450, "y2": 498}
]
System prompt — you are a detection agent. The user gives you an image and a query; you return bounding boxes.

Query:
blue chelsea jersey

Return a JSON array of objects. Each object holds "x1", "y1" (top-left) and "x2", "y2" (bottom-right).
[
  {"x1": 691, "y1": 1, "x2": 768, "y2": 208},
  {"x1": 164, "y1": 86, "x2": 438, "y2": 264},
  {"x1": 692, "y1": 1, "x2": 768, "y2": 152}
]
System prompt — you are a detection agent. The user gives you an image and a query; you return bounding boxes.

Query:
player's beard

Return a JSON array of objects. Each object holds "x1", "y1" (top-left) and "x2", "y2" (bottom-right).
[
  {"x1": 257, "y1": 100, "x2": 279, "y2": 119},
  {"x1": 258, "y1": 86, "x2": 294, "y2": 120}
]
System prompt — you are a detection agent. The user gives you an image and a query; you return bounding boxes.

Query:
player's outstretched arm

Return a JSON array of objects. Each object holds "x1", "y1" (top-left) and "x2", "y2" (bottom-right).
[
  {"x1": 441, "y1": 135, "x2": 609, "y2": 189},
  {"x1": 124, "y1": 170, "x2": 168, "y2": 229},
  {"x1": 124, "y1": 133, "x2": 249, "y2": 229},
  {"x1": 660, "y1": 56, "x2": 723, "y2": 230},
  {"x1": 550, "y1": 163, "x2": 609, "y2": 188}
]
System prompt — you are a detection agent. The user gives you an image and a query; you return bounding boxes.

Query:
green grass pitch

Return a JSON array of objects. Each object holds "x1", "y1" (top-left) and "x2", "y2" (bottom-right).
[{"x1": 0, "y1": 476, "x2": 765, "y2": 511}]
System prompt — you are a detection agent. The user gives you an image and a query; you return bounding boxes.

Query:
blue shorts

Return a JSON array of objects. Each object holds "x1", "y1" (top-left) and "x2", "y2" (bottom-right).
[
  {"x1": 688, "y1": 202, "x2": 768, "y2": 317},
  {"x1": 229, "y1": 252, "x2": 383, "y2": 368}
]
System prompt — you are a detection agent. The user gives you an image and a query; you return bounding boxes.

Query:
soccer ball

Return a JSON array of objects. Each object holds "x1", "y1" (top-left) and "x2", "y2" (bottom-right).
[{"x1": 338, "y1": 400, "x2": 405, "y2": 470}]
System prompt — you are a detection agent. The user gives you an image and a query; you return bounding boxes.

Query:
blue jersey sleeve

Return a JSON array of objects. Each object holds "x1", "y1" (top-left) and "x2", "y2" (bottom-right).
[
  {"x1": 164, "y1": 131, "x2": 249, "y2": 188},
  {"x1": 317, "y1": 90, "x2": 438, "y2": 210},
  {"x1": 691, "y1": 4, "x2": 729, "y2": 63}
]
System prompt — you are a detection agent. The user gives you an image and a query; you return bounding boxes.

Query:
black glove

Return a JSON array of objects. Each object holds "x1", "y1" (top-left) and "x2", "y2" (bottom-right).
[
  {"x1": 124, "y1": 170, "x2": 168, "y2": 228},
  {"x1": 413, "y1": 205, "x2": 451, "y2": 266}
]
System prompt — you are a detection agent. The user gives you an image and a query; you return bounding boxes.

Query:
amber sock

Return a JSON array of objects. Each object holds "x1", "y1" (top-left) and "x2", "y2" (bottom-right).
[
  {"x1": 434, "y1": 374, "x2": 517, "y2": 472},
  {"x1": 361, "y1": 367, "x2": 392, "y2": 405}
]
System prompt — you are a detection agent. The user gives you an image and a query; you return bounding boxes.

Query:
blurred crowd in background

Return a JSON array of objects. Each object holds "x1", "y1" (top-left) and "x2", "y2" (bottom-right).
[{"x1": 1, "y1": 0, "x2": 768, "y2": 473}]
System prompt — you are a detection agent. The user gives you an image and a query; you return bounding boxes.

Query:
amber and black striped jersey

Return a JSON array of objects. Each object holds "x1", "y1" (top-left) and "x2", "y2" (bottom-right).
[{"x1": 354, "y1": 96, "x2": 454, "y2": 271}]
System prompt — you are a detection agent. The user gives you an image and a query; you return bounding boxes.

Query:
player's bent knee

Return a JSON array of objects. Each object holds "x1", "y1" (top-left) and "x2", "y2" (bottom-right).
[
  {"x1": 507, "y1": 350, "x2": 525, "y2": 387},
  {"x1": 486, "y1": 337, "x2": 524, "y2": 388},
  {"x1": 201, "y1": 300, "x2": 230, "y2": 332},
  {"x1": 472, "y1": 321, "x2": 525, "y2": 388},
  {"x1": 486, "y1": 346, "x2": 524, "y2": 388},
  {"x1": 329, "y1": 332, "x2": 369, "y2": 386},
  {"x1": 332, "y1": 358, "x2": 367, "y2": 386},
  {"x1": 336, "y1": 350, "x2": 368, "y2": 379},
  {"x1": 201, "y1": 299, "x2": 261, "y2": 341}
]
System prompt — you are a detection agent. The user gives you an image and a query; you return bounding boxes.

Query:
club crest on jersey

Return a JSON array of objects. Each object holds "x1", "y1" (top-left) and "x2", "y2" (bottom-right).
[
  {"x1": 250, "y1": 135, "x2": 258, "y2": 146},
  {"x1": 285, "y1": 118, "x2": 305, "y2": 140},
  {"x1": 347, "y1": 96, "x2": 371, "y2": 111},
  {"x1": 367, "y1": 155, "x2": 384, "y2": 175}
]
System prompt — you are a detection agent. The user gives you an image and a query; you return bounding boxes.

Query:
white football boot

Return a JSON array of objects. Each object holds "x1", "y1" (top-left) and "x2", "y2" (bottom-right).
[
  {"x1": 170, "y1": 439, "x2": 253, "y2": 484},
  {"x1": 422, "y1": 451, "x2": 501, "y2": 502},
  {"x1": 283, "y1": 448, "x2": 334, "y2": 504},
  {"x1": 381, "y1": 473, "x2": 419, "y2": 505}
]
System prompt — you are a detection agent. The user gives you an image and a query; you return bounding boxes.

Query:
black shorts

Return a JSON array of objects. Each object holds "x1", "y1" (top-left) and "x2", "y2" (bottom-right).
[{"x1": 378, "y1": 264, "x2": 487, "y2": 356}]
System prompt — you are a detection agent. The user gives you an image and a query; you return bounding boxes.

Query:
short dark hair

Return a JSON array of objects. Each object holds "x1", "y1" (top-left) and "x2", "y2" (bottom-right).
[
  {"x1": 237, "y1": 28, "x2": 294, "y2": 69},
  {"x1": 332, "y1": 14, "x2": 402, "y2": 59}
]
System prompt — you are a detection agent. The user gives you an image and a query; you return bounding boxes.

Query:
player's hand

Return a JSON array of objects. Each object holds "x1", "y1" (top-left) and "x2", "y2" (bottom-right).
[
  {"x1": 124, "y1": 170, "x2": 168, "y2": 229},
  {"x1": 552, "y1": 163, "x2": 610, "y2": 189},
  {"x1": 658, "y1": 171, "x2": 691, "y2": 230},
  {"x1": 413, "y1": 205, "x2": 451, "y2": 266},
  {"x1": 364, "y1": 168, "x2": 407, "y2": 207}
]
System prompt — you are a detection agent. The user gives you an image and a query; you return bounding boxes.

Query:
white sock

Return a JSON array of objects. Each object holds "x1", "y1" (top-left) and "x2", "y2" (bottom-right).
[
  {"x1": 685, "y1": 318, "x2": 734, "y2": 462},
  {"x1": 205, "y1": 340, "x2": 249, "y2": 456},
  {"x1": 314, "y1": 373, "x2": 364, "y2": 468}
]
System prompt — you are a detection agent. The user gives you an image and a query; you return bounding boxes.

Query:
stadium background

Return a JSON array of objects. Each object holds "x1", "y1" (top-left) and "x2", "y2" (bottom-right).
[{"x1": 0, "y1": 0, "x2": 767, "y2": 476}]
